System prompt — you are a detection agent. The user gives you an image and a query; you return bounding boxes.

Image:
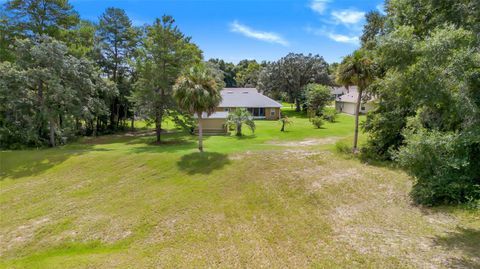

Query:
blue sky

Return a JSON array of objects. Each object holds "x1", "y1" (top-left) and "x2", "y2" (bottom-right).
[{"x1": 70, "y1": 0, "x2": 385, "y2": 63}]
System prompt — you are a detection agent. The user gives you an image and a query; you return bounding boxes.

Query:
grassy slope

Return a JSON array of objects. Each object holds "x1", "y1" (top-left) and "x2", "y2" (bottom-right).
[{"x1": 0, "y1": 109, "x2": 478, "y2": 268}]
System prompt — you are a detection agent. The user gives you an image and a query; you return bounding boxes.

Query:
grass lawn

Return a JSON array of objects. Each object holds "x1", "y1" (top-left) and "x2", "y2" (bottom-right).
[{"x1": 1, "y1": 108, "x2": 479, "y2": 268}]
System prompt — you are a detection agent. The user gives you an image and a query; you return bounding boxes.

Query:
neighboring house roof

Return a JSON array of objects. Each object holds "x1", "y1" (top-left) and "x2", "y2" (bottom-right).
[
  {"x1": 331, "y1": 86, "x2": 357, "y2": 95},
  {"x1": 194, "y1": 112, "x2": 228, "y2": 119},
  {"x1": 219, "y1": 88, "x2": 282, "y2": 108},
  {"x1": 336, "y1": 87, "x2": 374, "y2": 104}
]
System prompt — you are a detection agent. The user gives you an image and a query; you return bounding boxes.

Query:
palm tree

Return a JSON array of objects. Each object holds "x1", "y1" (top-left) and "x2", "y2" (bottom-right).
[
  {"x1": 336, "y1": 49, "x2": 376, "y2": 153},
  {"x1": 174, "y1": 64, "x2": 223, "y2": 152},
  {"x1": 227, "y1": 108, "x2": 255, "y2": 136},
  {"x1": 279, "y1": 116, "x2": 292, "y2": 132}
]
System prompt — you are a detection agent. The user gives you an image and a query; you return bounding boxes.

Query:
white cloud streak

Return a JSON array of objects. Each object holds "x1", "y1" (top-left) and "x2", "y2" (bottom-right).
[
  {"x1": 229, "y1": 21, "x2": 289, "y2": 46},
  {"x1": 327, "y1": 33, "x2": 359, "y2": 44},
  {"x1": 331, "y1": 9, "x2": 365, "y2": 24},
  {"x1": 305, "y1": 26, "x2": 360, "y2": 45},
  {"x1": 309, "y1": 0, "x2": 330, "y2": 14}
]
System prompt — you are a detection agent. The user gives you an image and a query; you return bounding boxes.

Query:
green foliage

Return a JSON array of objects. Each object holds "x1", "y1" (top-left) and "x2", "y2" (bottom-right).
[
  {"x1": 235, "y1": 60, "x2": 262, "y2": 87},
  {"x1": 257, "y1": 53, "x2": 330, "y2": 111},
  {"x1": 304, "y1": 84, "x2": 333, "y2": 116},
  {"x1": 174, "y1": 63, "x2": 223, "y2": 151},
  {"x1": 174, "y1": 64, "x2": 223, "y2": 116},
  {"x1": 279, "y1": 116, "x2": 292, "y2": 132},
  {"x1": 336, "y1": 49, "x2": 377, "y2": 151},
  {"x1": 0, "y1": 37, "x2": 113, "y2": 148},
  {"x1": 96, "y1": 7, "x2": 140, "y2": 130},
  {"x1": 0, "y1": 9, "x2": 17, "y2": 62},
  {"x1": 62, "y1": 20, "x2": 96, "y2": 58},
  {"x1": 362, "y1": 0, "x2": 480, "y2": 205},
  {"x1": 132, "y1": 15, "x2": 202, "y2": 143},
  {"x1": 227, "y1": 108, "x2": 255, "y2": 136},
  {"x1": 311, "y1": 117, "x2": 324, "y2": 129},
  {"x1": 395, "y1": 122, "x2": 480, "y2": 205},
  {"x1": 322, "y1": 107, "x2": 338, "y2": 123},
  {"x1": 335, "y1": 139, "x2": 352, "y2": 154},
  {"x1": 361, "y1": 11, "x2": 386, "y2": 49},
  {"x1": 5, "y1": 0, "x2": 80, "y2": 39}
]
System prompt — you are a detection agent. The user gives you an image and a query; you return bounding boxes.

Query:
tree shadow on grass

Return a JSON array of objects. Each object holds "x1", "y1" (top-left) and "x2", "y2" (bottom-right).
[
  {"x1": 281, "y1": 109, "x2": 308, "y2": 118},
  {"x1": 232, "y1": 134, "x2": 257, "y2": 140},
  {"x1": 177, "y1": 152, "x2": 230, "y2": 175},
  {"x1": 128, "y1": 134, "x2": 201, "y2": 154},
  {"x1": 434, "y1": 227, "x2": 480, "y2": 268}
]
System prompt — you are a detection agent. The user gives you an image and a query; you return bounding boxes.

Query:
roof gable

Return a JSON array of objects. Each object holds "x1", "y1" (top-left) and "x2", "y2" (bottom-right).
[{"x1": 219, "y1": 88, "x2": 282, "y2": 108}]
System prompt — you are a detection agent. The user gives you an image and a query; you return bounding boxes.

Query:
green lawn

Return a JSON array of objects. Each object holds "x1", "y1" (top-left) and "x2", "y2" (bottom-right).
[{"x1": 1, "y1": 109, "x2": 478, "y2": 268}]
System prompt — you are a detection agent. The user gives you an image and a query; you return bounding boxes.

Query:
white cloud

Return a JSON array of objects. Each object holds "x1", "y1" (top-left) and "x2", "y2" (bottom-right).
[
  {"x1": 309, "y1": 0, "x2": 330, "y2": 14},
  {"x1": 331, "y1": 9, "x2": 365, "y2": 24},
  {"x1": 327, "y1": 33, "x2": 359, "y2": 44},
  {"x1": 229, "y1": 21, "x2": 289, "y2": 46},
  {"x1": 305, "y1": 26, "x2": 360, "y2": 45}
]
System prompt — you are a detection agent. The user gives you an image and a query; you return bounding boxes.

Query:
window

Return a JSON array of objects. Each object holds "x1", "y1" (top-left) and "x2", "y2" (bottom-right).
[
  {"x1": 270, "y1": 109, "x2": 276, "y2": 116},
  {"x1": 361, "y1": 106, "x2": 366, "y2": 111},
  {"x1": 224, "y1": 108, "x2": 230, "y2": 112}
]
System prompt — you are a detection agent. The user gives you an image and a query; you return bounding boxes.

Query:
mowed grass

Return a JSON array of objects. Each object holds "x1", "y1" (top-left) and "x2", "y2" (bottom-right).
[{"x1": 0, "y1": 109, "x2": 479, "y2": 268}]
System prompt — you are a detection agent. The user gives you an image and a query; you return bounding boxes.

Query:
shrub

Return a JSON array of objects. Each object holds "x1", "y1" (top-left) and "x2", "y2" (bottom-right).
[
  {"x1": 322, "y1": 107, "x2": 338, "y2": 122},
  {"x1": 335, "y1": 140, "x2": 352, "y2": 154},
  {"x1": 311, "y1": 117, "x2": 324, "y2": 128},
  {"x1": 395, "y1": 128, "x2": 480, "y2": 206},
  {"x1": 304, "y1": 84, "x2": 333, "y2": 115}
]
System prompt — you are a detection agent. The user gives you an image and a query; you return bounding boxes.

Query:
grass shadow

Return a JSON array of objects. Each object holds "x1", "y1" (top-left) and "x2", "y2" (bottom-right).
[
  {"x1": 281, "y1": 109, "x2": 308, "y2": 118},
  {"x1": 434, "y1": 227, "x2": 480, "y2": 268},
  {"x1": 232, "y1": 134, "x2": 257, "y2": 140},
  {"x1": 177, "y1": 152, "x2": 230, "y2": 175},
  {"x1": 127, "y1": 133, "x2": 203, "y2": 154}
]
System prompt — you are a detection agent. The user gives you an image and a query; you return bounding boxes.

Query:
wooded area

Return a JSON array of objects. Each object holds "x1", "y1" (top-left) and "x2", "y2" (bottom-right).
[{"x1": 0, "y1": 0, "x2": 479, "y2": 206}]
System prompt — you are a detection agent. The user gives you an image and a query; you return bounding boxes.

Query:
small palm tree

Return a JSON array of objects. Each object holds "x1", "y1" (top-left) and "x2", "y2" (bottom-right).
[
  {"x1": 279, "y1": 116, "x2": 292, "y2": 132},
  {"x1": 336, "y1": 49, "x2": 376, "y2": 152},
  {"x1": 227, "y1": 108, "x2": 255, "y2": 136},
  {"x1": 174, "y1": 64, "x2": 222, "y2": 152}
]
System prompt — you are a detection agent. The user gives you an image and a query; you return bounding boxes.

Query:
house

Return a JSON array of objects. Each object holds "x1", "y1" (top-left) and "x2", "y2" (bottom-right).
[
  {"x1": 194, "y1": 112, "x2": 229, "y2": 135},
  {"x1": 331, "y1": 86, "x2": 348, "y2": 98},
  {"x1": 216, "y1": 88, "x2": 282, "y2": 120},
  {"x1": 195, "y1": 88, "x2": 282, "y2": 135},
  {"x1": 334, "y1": 86, "x2": 374, "y2": 115}
]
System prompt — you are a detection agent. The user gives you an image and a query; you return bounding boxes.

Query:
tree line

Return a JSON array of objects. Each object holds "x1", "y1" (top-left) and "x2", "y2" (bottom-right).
[
  {"x1": 336, "y1": 0, "x2": 480, "y2": 206},
  {"x1": 0, "y1": 0, "x2": 334, "y2": 149}
]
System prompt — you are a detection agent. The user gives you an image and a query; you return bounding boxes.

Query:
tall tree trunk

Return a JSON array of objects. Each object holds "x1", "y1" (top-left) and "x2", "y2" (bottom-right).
[
  {"x1": 49, "y1": 117, "x2": 55, "y2": 147},
  {"x1": 295, "y1": 98, "x2": 301, "y2": 112},
  {"x1": 281, "y1": 121, "x2": 285, "y2": 132},
  {"x1": 198, "y1": 114, "x2": 203, "y2": 152},
  {"x1": 155, "y1": 111, "x2": 162, "y2": 143},
  {"x1": 353, "y1": 88, "x2": 363, "y2": 153},
  {"x1": 110, "y1": 100, "x2": 116, "y2": 129},
  {"x1": 236, "y1": 123, "x2": 242, "y2": 136},
  {"x1": 131, "y1": 115, "x2": 135, "y2": 131},
  {"x1": 94, "y1": 117, "x2": 98, "y2": 137},
  {"x1": 116, "y1": 104, "x2": 121, "y2": 128}
]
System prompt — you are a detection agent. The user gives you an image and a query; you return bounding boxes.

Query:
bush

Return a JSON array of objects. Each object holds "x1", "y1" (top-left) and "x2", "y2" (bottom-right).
[
  {"x1": 335, "y1": 139, "x2": 352, "y2": 154},
  {"x1": 395, "y1": 128, "x2": 480, "y2": 206},
  {"x1": 311, "y1": 117, "x2": 324, "y2": 128},
  {"x1": 304, "y1": 84, "x2": 333, "y2": 115},
  {"x1": 322, "y1": 107, "x2": 338, "y2": 122}
]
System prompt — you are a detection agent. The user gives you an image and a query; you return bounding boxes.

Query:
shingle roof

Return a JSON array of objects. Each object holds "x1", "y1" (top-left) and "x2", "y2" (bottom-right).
[
  {"x1": 219, "y1": 88, "x2": 282, "y2": 108},
  {"x1": 335, "y1": 87, "x2": 374, "y2": 104},
  {"x1": 331, "y1": 86, "x2": 356, "y2": 95},
  {"x1": 194, "y1": 112, "x2": 228, "y2": 119}
]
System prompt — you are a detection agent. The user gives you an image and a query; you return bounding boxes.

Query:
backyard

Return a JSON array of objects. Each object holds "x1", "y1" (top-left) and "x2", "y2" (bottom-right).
[{"x1": 0, "y1": 109, "x2": 479, "y2": 268}]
